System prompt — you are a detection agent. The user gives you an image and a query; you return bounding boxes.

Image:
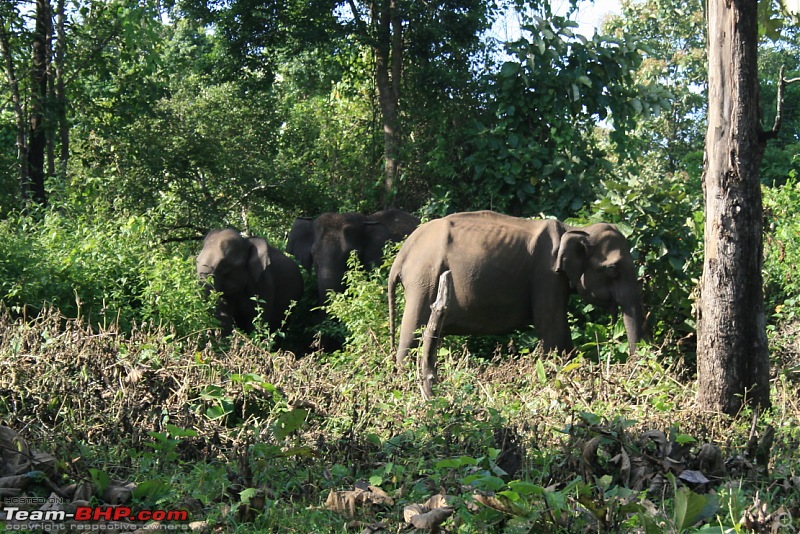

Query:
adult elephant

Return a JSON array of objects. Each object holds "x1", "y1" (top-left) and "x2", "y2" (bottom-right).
[
  {"x1": 388, "y1": 211, "x2": 646, "y2": 394},
  {"x1": 286, "y1": 217, "x2": 314, "y2": 272},
  {"x1": 311, "y1": 209, "x2": 419, "y2": 304},
  {"x1": 197, "y1": 228, "x2": 303, "y2": 336}
]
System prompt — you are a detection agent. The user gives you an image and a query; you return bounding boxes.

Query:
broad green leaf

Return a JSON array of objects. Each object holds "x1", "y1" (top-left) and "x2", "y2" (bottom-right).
[
  {"x1": 673, "y1": 487, "x2": 719, "y2": 530},
  {"x1": 507, "y1": 481, "x2": 543, "y2": 496},
  {"x1": 273, "y1": 408, "x2": 308, "y2": 440},
  {"x1": 536, "y1": 359, "x2": 547, "y2": 384}
]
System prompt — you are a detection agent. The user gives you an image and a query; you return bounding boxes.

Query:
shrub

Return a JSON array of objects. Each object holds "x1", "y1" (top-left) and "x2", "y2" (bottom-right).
[
  {"x1": 0, "y1": 209, "x2": 212, "y2": 335},
  {"x1": 573, "y1": 165, "x2": 703, "y2": 361},
  {"x1": 764, "y1": 178, "x2": 800, "y2": 321}
]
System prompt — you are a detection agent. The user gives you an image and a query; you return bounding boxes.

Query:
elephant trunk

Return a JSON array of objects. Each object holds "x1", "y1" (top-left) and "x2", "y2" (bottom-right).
[
  {"x1": 316, "y1": 268, "x2": 345, "y2": 305},
  {"x1": 617, "y1": 283, "x2": 647, "y2": 356}
]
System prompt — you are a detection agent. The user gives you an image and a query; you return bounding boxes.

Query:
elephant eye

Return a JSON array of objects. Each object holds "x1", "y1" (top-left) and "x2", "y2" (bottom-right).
[{"x1": 604, "y1": 263, "x2": 620, "y2": 279}]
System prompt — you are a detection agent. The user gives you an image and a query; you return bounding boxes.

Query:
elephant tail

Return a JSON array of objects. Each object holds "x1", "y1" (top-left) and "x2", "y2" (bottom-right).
[{"x1": 388, "y1": 261, "x2": 401, "y2": 351}]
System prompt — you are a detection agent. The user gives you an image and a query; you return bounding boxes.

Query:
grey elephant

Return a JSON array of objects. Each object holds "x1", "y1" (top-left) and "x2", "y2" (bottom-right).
[
  {"x1": 286, "y1": 217, "x2": 314, "y2": 272},
  {"x1": 197, "y1": 228, "x2": 304, "y2": 336},
  {"x1": 388, "y1": 211, "x2": 646, "y2": 394},
  {"x1": 310, "y1": 209, "x2": 420, "y2": 304}
]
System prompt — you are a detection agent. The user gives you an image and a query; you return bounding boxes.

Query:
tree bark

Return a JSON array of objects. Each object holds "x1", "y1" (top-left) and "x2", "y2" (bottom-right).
[
  {"x1": 0, "y1": 10, "x2": 29, "y2": 206},
  {"x1": 28, "y1": 0, "x2": 51, "y2": 207},
  {"x1": 55, "y1": 0, "x2": 68, "y2": 176},
  {"x1": 419, "y1": 270, "x2": 452, "y2": 400},
  {"x1": 374, "y1": 0, "x2": 401, "y2": 208},
  {"x1": 696, "y1": 0, "x2": 770, "y2": 414}
]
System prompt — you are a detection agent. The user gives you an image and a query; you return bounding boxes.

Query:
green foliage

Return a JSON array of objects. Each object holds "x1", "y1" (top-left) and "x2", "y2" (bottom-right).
[
  {"x1": 461, "y1": 15, "x2": 671, "y2": 216},
  {"x1": 0, "y1": 209, "x2": 211, "y2": 335},
  {"x1": 324, "y1": 247, "x2": 397, "y2": 357},
  {"x1": 574, "y1": 164, "x2": 703, "y2": 358},
  {"x1": 764, "y1": 179, "x2": 800, "y2": 321},
  {"x1": 604, "y1": 0, "x2": 707, "y2": 174},
  {"x1": 272, "y1": 52, "x2": 380, "y2": 214}
]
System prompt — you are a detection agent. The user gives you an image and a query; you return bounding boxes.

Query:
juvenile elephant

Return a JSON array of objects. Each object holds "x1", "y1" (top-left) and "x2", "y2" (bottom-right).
[
  {"x1": 311, "y1": 209, "x2": 419, "y2": 304},
  {"x1": 197, "y1": 228, "x2": 304, "y2": 336},
  {"x1": 388, "y1": 211, "x2": 646, "y2": 392}
]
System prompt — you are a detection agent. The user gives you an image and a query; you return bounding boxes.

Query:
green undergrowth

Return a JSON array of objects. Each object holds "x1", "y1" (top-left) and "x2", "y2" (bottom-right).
[
  {"x1": 1, "y1": 306, "x2": 799, "y2": 532},
  {"x1": 1, "y1": 181, "x2": 800, "y2": 531}
]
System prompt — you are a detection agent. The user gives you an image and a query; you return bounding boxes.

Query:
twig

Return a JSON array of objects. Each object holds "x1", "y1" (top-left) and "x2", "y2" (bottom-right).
[{"x1": 762, "y1": 65, "x2": 800, "y2": 141}]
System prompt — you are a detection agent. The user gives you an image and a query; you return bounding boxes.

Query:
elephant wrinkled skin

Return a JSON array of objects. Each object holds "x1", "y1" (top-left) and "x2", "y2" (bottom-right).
[
  {"x1": 308, "y1": 209, "x2": 419, "y2": 304},
  {"x1": 388, "y1": 211, "x2": 646, "y2": 368},
  {"x1": 286, "y1": 217, "x2": 314, "y2": 272},
  {"x1": 197, "y1": 228, "x2": 303, "y2": 336}
]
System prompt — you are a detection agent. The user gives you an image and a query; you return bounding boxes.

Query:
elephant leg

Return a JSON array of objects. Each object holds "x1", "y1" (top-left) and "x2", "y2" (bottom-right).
[
  {"x1": 395, "y1": 293, "x2": 432, "y2": 368},
  {"x1": 533, "y1": 291, "x2": 574, "y2": 355}
]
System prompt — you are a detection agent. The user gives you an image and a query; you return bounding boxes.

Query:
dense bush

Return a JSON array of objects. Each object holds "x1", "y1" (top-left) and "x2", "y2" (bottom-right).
[
  {"x1": 764, "y1": 178, "x2": 800, "y2": 322},
  {"x1": 578, "y1": 164, "x2": 704, "y2": 358},
  {"x1": 0, "y1": 209, "x2": 212, "y2": 335}
]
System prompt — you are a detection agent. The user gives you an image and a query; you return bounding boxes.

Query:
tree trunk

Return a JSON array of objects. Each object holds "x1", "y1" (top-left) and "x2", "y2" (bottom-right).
[
  {"x1": 419, "y1": 270, "x2": 452, "y2": 400},
  {"x1": 374, "y1": 0, "x2": 401, "y2": 208},
  {"x1": 0, "y1": 10, "x2": 29, "y2": 206},
  {"x1": 28, "y1": 0, "x2": 51, "y2": 207},
  {"x1": 696, "y1": 0, "x2": 770, "y2": 414},
  {"x1": 55, "y1": 0, "x2": 68, "y2": 176}
]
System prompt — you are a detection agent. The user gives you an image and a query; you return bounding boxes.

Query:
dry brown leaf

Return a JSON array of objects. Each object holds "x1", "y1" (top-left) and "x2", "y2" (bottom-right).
[
  {"x1": 581, "y1": 435, "x2": 603, "y2": 477},
  {"x1": 697, "y1": 443, "x2": 725, "y2": 477},
  {"x1": 403, "y1": 493, "x2": 455, "y2": 530},
  {"x1": 125, "y1": 367, "x2": 144, "y2": 384},
  {"x1": 424, "y1": 493, "x2": 452, "y2": 509},
  {"x1": 472, "y1": 493, "x2": 523, "y2": 516},
  {"x1": 103, "y1": 479, "x2": 136, "y2": 504},
  {"x1": 613, "y1": 447, "x2": 632, "y2": 487},
  {"x1": 0, "y1": 426, "x2": 30, "y2": 477},
  {"x1": 31, "y1": 451, "x2": 57, "y2": 477},
  {"x1": 403, "y1": 503, "x2": 428, "y2": 523},
  {"x1": 325, "y1": 485, "x2": 395, "y2": 518},
  {"x1": 364, "y1": 485, "x2": 394, "y2": 506},
  {"x1": 407, "y1": 507, "x2": 454, "y2": 530},
  {"x1": 325, "y1": 489, "x2": 357, "y2": 518},
  {"x1": 741, "y1": 493, "x2": 789, "y2": 533},
  {"x1": 72, "y1": 482, "x2": 95, "y2": 501},
  {"x1": 0, "y1": 474, "x2": 34, "y2": 490},
  {"x1": 639, "y1": 430, "x2": 667, "y2": 458}
]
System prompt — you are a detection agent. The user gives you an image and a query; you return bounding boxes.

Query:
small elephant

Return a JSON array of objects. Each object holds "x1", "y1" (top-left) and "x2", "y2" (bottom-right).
[
  {"x1": 196, "y1": 228, "x2": 304, "y2": 336},
  {"x1": 310, "y1": 209, "x2": 420, "y2": 304},
  {"x1": 388, "y1": 211, "x2": 646, "y2": 391}
]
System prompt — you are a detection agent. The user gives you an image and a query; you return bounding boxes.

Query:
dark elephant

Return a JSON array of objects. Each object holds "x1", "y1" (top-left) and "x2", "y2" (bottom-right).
[
  {"x1": 311, "y1": 209, "x2": 419, "y2": 304},
  {"x1": 286, "y1": 217, "x2": 314, "y2": 272},
  {"x1": 388, "y1": 211, "x2": 646, "y2": 394},
  {"x1": 197, "y1": 228, "x2": 304, "y2": 336}
]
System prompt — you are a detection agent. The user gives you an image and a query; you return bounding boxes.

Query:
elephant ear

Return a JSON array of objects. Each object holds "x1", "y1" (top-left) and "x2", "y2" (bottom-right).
[
  {"x1": 556, "y1": 230, "x2": 591, "y2": 289},
  {"x1": 247, "y1": 237, "x2": 271, "y2": 283},
  {"x1": 361, "y1": 221, "x2": 391, "y2": 268}
]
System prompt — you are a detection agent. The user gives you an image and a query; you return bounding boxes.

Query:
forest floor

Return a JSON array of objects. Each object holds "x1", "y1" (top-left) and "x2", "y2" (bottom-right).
[{"x1": 1, "y1": 307, "x2": 799, "y2": 532}]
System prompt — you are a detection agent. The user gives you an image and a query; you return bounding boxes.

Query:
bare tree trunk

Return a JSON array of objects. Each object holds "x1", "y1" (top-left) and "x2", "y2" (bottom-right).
[
  {"x1": 28, "y1": 0, "x2": 51, "y2": 207},
  {"x1": 696, "y1": 0, "x2": 770, "y2": 414},
  {"x1": 0, "y1": 10, "x2": 28, "y2": 206},
  {"x1": 374, "y1": 0, "x2": 401, "y2": 208},
  {"x1": 55, "y1": 0, "x2": 68, "y2": 175}
]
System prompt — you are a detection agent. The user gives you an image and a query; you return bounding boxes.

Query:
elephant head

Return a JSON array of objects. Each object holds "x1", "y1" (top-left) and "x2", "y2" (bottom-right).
[
  {"x1": 311, "y1": 212, "x2": 392, "y2": 304},
  {"x1": 197, "y1": 228, "x2": 302, "y2": 336},
  {"x1": 197, "y1": 229, "x2": 265, "y2": 298},
  {"x1": 556, "y1": 223, "x2": 647, "y2": 355}
]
